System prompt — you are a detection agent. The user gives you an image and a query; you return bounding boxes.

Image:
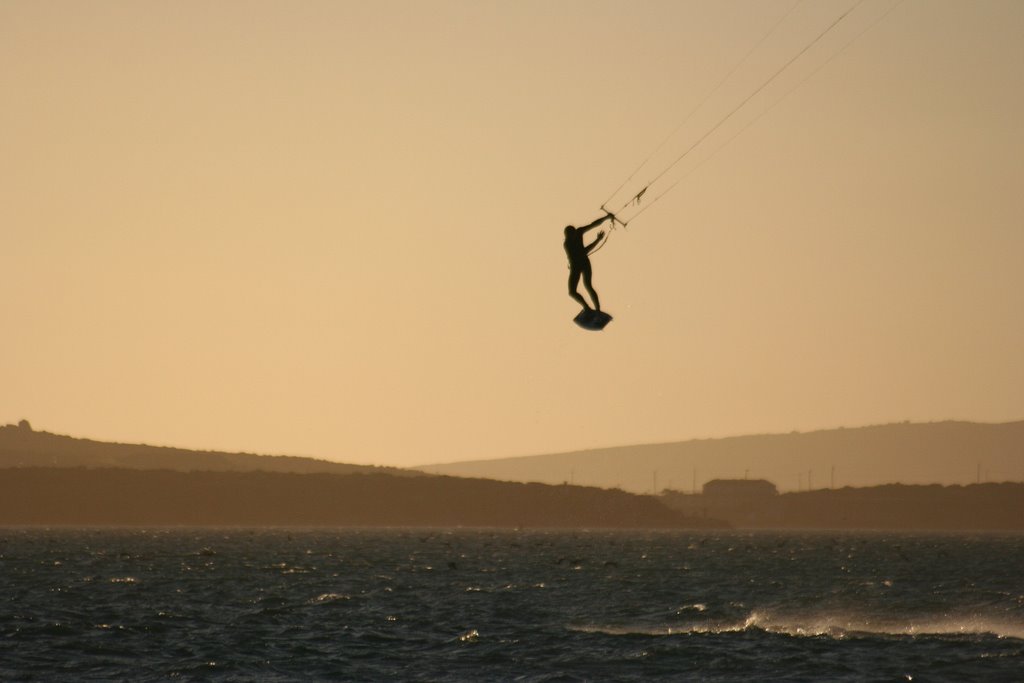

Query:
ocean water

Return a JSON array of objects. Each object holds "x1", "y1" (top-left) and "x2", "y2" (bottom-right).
[{"x1": 1, "y1": 529, "x2": 1022, "y2": 681}]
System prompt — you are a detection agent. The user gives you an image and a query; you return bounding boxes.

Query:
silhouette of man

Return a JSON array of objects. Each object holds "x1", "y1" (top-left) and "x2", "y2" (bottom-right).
[{"x1": 564, "y1": 214, "x2": 612, "y2": 311}]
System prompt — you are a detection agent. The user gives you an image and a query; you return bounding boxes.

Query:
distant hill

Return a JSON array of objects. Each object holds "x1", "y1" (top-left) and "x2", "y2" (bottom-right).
[
  {"x1": 418, "y1": 421, "x2": 1024, "y2": 493},
  {"x1": 0, "y1": 421, "x2": 723, "y2": 529},
  {"x1": 0, "y1": 469, "x2": 723, "y2": 529},
  {"x1": 0, "y1": 422, "x2": 413, "y2": 477}
]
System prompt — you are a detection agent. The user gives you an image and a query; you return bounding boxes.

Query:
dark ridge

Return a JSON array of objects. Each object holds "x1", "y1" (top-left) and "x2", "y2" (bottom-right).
[
  {"x1": 0, "y1": 423, "x2": 417, "y2": 477},
  {"x1": 0, "y1": 468, "x2": 725, "y2": 529}
]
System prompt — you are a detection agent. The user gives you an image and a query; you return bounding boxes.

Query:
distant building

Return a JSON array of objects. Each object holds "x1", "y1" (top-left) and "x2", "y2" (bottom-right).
[{"x1": 661, "y1": 479, "x2": 781, "y2": 526}]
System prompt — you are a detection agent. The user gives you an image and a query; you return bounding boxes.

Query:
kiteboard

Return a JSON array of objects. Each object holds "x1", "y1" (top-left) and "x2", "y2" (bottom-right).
[{"x1": 573, "y1": 309, "x2": 612, "y2": 331}]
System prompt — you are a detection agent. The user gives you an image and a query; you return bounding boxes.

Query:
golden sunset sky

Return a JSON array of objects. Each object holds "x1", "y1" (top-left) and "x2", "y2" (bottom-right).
[{"x1": 3, "y1": 0, "x2": 1022, "y2": 467}]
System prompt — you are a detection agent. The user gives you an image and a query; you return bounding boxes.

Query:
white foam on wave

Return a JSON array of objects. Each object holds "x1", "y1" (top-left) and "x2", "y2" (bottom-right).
[
  {"x1": 745, "y1": 611, "x2": 1024, "y2": 641},
  {"x1": 675, "y1": 603, "x2": 707, "y2": 614},
  {"x1": 568, "y1": 622, "x2": 747, "y2": 637},
  {"x1": 569, "y1": 610, "x2": 1024, "y2": 641},
  {"x1": 308, "y1": 592, "x2": 351, "y2": 605}
]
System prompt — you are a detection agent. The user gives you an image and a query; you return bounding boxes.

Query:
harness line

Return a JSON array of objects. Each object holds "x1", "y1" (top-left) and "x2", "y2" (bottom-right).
[
  {"x1": 625, "y1": 0, "x2": 905, "y2": 226},
  {"x1": 600, "y1": 0, "x2": 805, "y2": 214},
  {"x1": 608, "y1": 0, "x2": 867, "y2": 226}
]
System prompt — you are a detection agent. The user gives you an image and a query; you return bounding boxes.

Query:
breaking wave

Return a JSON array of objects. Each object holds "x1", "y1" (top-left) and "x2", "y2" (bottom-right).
[{"x1": 570, "y1": 610, "x2": 1024, "y2": 641}]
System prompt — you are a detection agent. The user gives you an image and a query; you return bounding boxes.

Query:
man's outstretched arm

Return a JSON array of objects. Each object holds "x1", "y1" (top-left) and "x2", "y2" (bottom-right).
[{"x1": 578, "y1": 214, "x2": 611, "y2": 234}]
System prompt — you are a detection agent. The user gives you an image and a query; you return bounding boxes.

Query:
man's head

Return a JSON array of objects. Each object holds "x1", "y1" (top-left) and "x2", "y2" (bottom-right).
[{"x1": 564, "y1": 225, "x2": 575, "y2": 237}]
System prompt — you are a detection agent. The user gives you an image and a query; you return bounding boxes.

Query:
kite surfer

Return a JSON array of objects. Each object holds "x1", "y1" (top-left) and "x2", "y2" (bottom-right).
[{"x1": 563, "y1": 213, "x2": 613, "y2": 312}]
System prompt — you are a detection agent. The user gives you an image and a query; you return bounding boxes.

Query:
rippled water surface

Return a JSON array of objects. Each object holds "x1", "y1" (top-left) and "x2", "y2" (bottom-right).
[{"x1": 2, "y1": 529, "x2": 1022, "y2": 681}]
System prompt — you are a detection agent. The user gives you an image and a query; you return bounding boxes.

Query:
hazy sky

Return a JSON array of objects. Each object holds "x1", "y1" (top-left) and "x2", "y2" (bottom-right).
[{"x1": 3, "y1": 0, "x2": 1022, "y2": 468}]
